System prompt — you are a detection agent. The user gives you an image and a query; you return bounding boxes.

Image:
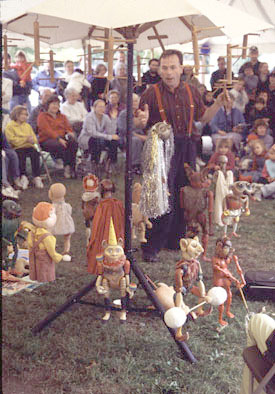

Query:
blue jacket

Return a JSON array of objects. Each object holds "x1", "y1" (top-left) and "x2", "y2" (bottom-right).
[
  {"x1": 210, "y1": 107, "x2": 245, "y2": 134},
  {"x1": 32, "y1": 69, "x2": 61, "y2": 92}
]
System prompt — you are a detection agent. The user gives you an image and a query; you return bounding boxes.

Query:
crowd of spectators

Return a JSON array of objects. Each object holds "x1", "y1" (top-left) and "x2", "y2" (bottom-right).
[{"x1": 2, "y1": 46, "x2": 275, "y2": 200}]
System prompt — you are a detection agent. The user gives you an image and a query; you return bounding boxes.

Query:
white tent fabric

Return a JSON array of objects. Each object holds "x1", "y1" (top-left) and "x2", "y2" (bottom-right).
[{"x1": 1, "y1": 0, "x2": 272, "y2": 50}]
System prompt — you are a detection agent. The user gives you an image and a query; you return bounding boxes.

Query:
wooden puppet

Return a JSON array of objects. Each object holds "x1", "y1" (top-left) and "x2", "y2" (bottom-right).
[
  {"x1": 48, "y1": 183, "x2": 75, "y2": 262},
  {"x1": 21, "y1": 202, "x2": 63, "y2": 282},
  {"x1": 81, "y1": 174, "x2": 101, "y2": 246},
  {"x1": 87, "y1": 179, "x2": 124, "y2": 275},
  {"x1": 95, "y1": 218, "x2": 135, "y2": 322},
  {"x1": 2, "y1": 200, "x2": 22, "y2": 271},
  {"x1": 180, "y1": 164, "x2": 214, "y2": 261},
  {"x1": 132, "y1": 182, "x2": 152, "y2": 243},
  {"x1": 212, "y1": 237, "x2": 246, "y2": 326},
  {"x1": 222, "y1": 181, "x2": 252, "y2": 237}
]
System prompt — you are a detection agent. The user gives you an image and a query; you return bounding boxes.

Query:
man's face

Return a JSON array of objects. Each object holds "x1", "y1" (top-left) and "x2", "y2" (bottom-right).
[
  {"x1": 218, "y1": 59, "x2": 225, "y2": 71},
  {"x1": 65, "y1": 62, "x2": 74, "y2": 75},
  {"x1": 244, "y1": 67, "x2": 253, "y2": 76},
  {"x1": 109, "y1": 93, "x2": 119, "y2": 106},
  {"x1": 41, "y1": 90, "x2": 53, "y2": 105},
  {"x1": 149, "y1": 60, "x2": 159, "y2": 74},
  {"x1": 159, "y1": 55, "x2": 182, "y2": 90},
  {"x1": 256, "y1": 125, "x2": 267, "y2": 136},
  {"x1": 44, "y1": 62, "x2": 50, "y2": 72},
  {"x1": 118, "y1": 52, "x2": 126, "y2": 63},
  {"x1": 250, "y1": 51, "x2": 258, "y2": 62},
  {"x1": 132, "y1": 95, "x2": 140, "y2": 111}
]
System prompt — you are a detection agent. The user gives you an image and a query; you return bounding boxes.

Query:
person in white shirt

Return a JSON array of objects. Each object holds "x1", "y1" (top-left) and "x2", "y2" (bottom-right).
[
  {"x1": 60, "y1": 88, "x2": 88, "y2": 136},
  {"x1": 230, "y1": 77, "x2": 249, "y2": 114}
]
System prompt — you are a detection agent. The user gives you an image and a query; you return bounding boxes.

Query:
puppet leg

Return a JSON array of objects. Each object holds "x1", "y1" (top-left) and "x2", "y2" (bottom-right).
[
  {"x1": 85, "y1": 227, "x2": 91, "y2": 246},
  {"x1": 225, "y1": 286, "x2": 234, "y2": 319},
  {"x1": 138, "y1": 222, "x2": 147, "y2": 243},
  {"x1": 218, "y1": 304, "x2": 228, "y2": 326},
  {"x1": 175, "y1": 326, "x2": 189, "y2": 342},
  {"x1": 102, "y1": 278, "x2": 111, "y2": 321},
  {"x1": 119, "y1": 277, "x2": 127, "y2": 322},
  {"x1": 231, "y1": 217, "x2": 240, "y2": 238},
  {"x1": 63, "y1": 234, "x2": 72, "y2": 262}
]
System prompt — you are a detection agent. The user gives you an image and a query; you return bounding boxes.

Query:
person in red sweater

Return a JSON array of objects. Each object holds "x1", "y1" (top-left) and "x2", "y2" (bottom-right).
[
  {"x1": 10, "y1": 50, "x2": 32, "y2": 88},
  {"x1": 37, "y1": 95, "x2": 78, "y2": 178},
  {"x1": 207, "y1": 138, "x2": 235, "y2": 171}
]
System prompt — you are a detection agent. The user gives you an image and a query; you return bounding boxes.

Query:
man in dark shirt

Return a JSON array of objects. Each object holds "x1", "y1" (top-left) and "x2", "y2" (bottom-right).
[
  {"x1": 210, "y1": 57, "x2": 227, "y2": 92},
  {"x1": 138, "y1": 49, "x2": 224, "y2": 261},
  {"x1": 136, "y1": 58, "x2": 161, "y2": 95},
  {"x1": 239, "y1": 46, "x2": 262, "y2": 76}
]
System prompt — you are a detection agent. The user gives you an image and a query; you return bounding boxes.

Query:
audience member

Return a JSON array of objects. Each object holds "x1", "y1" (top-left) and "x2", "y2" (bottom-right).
[
  {"x1": 117, "y1": 93, "x2": 147, "y2": 174},
  {"x1": 257, "y1": 62, "x2": 269, "y2": 92},
  {"x1": 202, "y1": 90, "x2": 215, "y2": 107},
  {"x1": 181, "y1": 65, "x2": 200, "y2": 88},
  {"x1": 5, "y1": 106, "x2": 43, "y2": 189},
  {"x1": 230, "y1": 77, "x2": 249, "y2": 114},
  {"x1": 242, "y1": 63, "x2": 258, "y2": 99},
  {"x1": 2, "y1": 132, "x2": 22, "y2": 190},
  {"x1": 56, "y1": 60, "x2": 75, "y2": 101},
  {"x1": 37, "y1": 95, "x2": 78, "y2": 179},
  {"x1": 135, "y1": 58, "x2": 161, "y2": 95},
  {"x1": 2, "y1": 150, "x2": 20, "y2": 199},
  {"x1": 110, "y1": 62, "x2": 129, "y2": 104},
  {"x1": 2, "y1": 75, "x2": 13, "y2": 130},
  {"x1": 78, "y1": 99, "x2": 119, "y2": 171},
  {"x1": 88, "y1": 63, "x2": 108, "y2": 104},
  {"x1": 207, "y1": 138, "x2": 235, "y2": 171},
  {"x1": 60, "y1": 88, "x2": 87, "y2": 136},
  {"x1": 114, "y1": 50, "x2": 127, "y2": 74},
  {"x1": 32, "y1": 61, "x2": 61, "y2": 94},
  {"x1": 266, "y1": 71, "x2": 275, "y2": 139},
  {"x1": 198, "y1": 83, "x2": 207, "y2": 97},
  {"x1": 245, "y1": 97, "x2": 270, "y2": 127},
  {"x1": 105, "y1": 90, "x2": 126, "y2": 138},
  {"x1": 240, "y1": 139, "x2": 267, "y2": 182},
  {"x1": 239, "y1": 46, "x2": 262, "y2": 76},
  {"x1": 28, "y1": 88, "x2": 53, "y2": 133},
  {"x1": 210, "y1": 56, "x2": 233, "y2": 97},
  {"x1": 210, "y1": 94, "x2": 245, "y2": 151},
  {"x1": 247, "y1": 119, "x2": 273, "y2": 150}
]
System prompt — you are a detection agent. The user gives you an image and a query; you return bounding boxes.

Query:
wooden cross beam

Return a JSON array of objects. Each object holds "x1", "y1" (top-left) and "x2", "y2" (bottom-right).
[
  {"x1": 147, "y1": 26, "x2": 167, "y2": 52},
  {"x1": 242, "y1": 33, "x2": 260, "y2": 59}
]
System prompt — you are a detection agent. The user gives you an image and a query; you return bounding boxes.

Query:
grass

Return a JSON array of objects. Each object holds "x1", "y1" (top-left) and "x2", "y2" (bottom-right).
[{"x1": 2, "y1": 160, "x2": 275, "y2": 394}]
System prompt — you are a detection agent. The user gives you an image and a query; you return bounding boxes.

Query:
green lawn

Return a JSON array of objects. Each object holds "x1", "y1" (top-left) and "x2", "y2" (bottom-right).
[{"x1": 2, "y1": 165, "x2": 275, "y2": 394}]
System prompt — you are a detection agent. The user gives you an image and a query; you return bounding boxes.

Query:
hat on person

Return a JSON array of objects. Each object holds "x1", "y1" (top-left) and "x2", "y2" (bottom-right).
[{"x1": 249, "y1": 46, "x2": 258, "y2": 53}]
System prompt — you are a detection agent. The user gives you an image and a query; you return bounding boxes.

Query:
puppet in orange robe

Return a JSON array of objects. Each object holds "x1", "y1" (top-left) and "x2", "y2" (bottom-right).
[{"x1": 87, "y1": 179, "x2": 125, "y2": 274}]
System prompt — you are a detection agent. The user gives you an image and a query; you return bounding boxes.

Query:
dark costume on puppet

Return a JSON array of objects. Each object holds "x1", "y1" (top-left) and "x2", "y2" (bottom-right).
[
  {"x1": 2, "y1": 200, "x2": 22, "y2": 271},
  {"x1": 87, "y1": 179, "x2": 124, "y2": 274}
]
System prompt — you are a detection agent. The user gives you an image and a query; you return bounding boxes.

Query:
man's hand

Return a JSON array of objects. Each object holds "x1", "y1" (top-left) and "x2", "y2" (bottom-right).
[
  {"x1": 215, "y1": 90, "x2": 229, "y2": 107},
  {"x1": 59, "y1": 138, "x2": 67, "y2": 148},
  {"x1": 19, "y1": 80, "x2": 26, "y2": 88},
  {"x1": 112, "y1": 134, "x2": 119, "y2": 141},
  {"x1": 136, "y1": 104, "x2": 149, "y2": 128}
]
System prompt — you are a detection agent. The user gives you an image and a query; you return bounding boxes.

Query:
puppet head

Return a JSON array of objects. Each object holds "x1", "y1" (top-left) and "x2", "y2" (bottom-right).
[
  {"x1": 32, "y1": 202, "x2": 57, "y2": 230},
  {"x1": 48, "y1": 183, "x2": 66, "y2": 203},
  {"x1": 230, "y1": 181, "x2": 253, "y2": 197},
  {"x1": 101, "y1": 217, "x2": 125, "y2": 267},
  {"x1": 151, "y1": 121, "x2": 172, "y2": 141},
  {"x1": 215, "y1": 237, "x2": 234, "y2": 259},
  {"x1": 100, "y1": 179, "x2": 116, "y2": 198},
  {"x1": 83, "y1": 174, "x2": 99, "y2": 192},
  {"x1": 184, "y1": 163, "x2": 211, "y2": 189},
  {"x1": 179, "y1": 236, "x2": 204, "y2": 261},
  {"x1": 2, "y1": 200, "x2": 22, "y2": 220}
]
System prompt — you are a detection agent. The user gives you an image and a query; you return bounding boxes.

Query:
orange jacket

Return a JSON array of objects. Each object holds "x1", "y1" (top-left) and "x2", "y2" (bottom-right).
[{"x1": 37, "y1": 112, "x2": 73, "y2": 142}]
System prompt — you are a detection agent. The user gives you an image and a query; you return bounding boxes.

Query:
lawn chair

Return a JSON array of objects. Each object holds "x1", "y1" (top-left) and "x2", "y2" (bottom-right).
[{"x1": 35, "y1": 143, "x2": 52, "y2": 184}]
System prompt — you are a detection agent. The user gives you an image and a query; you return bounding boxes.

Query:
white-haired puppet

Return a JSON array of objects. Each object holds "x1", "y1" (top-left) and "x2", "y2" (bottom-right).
[
  {"x1": 139, "y1": 122, "x2": 174, "y2": 219},
  {"x1": 21, "y1": 202, "x2": 63, "y2": 282}
]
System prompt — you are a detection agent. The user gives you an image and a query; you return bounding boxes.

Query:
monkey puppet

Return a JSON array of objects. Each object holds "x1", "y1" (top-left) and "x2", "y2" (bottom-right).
[
  {"x1": 174, "y1": 236, "x2": 212, "y2": 341},
  {"x1": 81, "y1": 174, "x2": 101, "y2": 246},
  {"x1": 132, "y1": 182, "x2": 152, "y2": 243},
  {"x1": 87, "y1": 179, "x2": 124, "y2": 275},
  {"x1": 2, "y1": 200, "x2": 22, "y2": 271},
  {"x1": 212, "y1": 237, "x2": 246, "y2": 326},
  {"x1": 95, "y1": 218, "x2": 134, "y2": 322},
  {"x1": 180, "y1": 164, "x2": 214, "y2": 261},
  {"x1": 222, "y1": 181, "x2": 252, "y2": 238}
]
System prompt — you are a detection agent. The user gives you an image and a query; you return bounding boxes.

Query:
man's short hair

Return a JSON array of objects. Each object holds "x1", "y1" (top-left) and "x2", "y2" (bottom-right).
[
  {"x1": 159, "y1": 50, "x2": 183, "y2": 65},
  {"x1": 64, "y1": 60, "x2": 74, "y2": 67},
  {"x1": 217, "y1": 56, "x2": 225, "y2": 62},
  {"x1": 149, "y1": 58, "x2": 159, "y2": 66},
  {"x1": 249, "y1": 46, "x2": 258, "y2": 54}
]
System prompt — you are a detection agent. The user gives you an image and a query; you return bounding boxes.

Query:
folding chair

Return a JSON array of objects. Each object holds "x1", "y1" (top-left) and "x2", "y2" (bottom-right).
[
  {"x1": 35, "y1": 143, "x2": 52, "y2": 184},
  {"x1": 243, "y1": 345, "x2": 275, "y2": 394}
]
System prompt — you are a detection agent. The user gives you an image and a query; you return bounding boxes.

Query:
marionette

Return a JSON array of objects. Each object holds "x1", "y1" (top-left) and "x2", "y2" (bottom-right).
[
  {"x1": 180, "y1": 164, "x2": 214, "y2": 261},
  {"x1": 173, "y1": 236, "x2": 212, "y2": 341},
  {"x1": 222, "y1": 181, "x2": 252, "y2": 237},
  {"x1": 139, "y1": 121, "x2": 174, "y2": 219},
  {"x1": 48, "y1": 183, "x2": 75, "y2": 262},
  {"x1": 213, "y1": 155, "x2": 234, "y2": 227},
  {"x1": 81, "y1": 174, "x2": 101, "y2": 246},
  {"x1": 2, "y1": 199, "x2": 22, "y2": 271},
  {"x1": 95, "y1": 218, "x2": 135, "y2": 322},
  {"x1": 212, "y1": 237, "x2": 246, "y2": 326},
  {"x1": 132, "y1": 182, "x2": 152, "y2": 243},
  {"x1": 20, "y1": 202, "x2": 63, "y2": 282},
  {"x1": 87, "y1": 179, "x2": 124, "y2": 275}
]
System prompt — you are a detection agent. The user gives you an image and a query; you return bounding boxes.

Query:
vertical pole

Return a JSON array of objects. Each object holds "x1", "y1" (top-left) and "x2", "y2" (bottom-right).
[
  {"x1": 227, "y1": 44, "x2": 232, "y2": 85},
  {"x1": 34, "y1": 21, "x2": 40, "y2": 66},
  {"x1": 192, "y1": 27, "x2": 200, "y2": 76},
  {"x1": 104, "y1": 29, "x2": 109, "y2": 62},
  {"x1": 137, "y1": 54, "x2": 142, "y2": 86},
  {"x1": 125, "y1": 42, "x2": 134, "y2": 257},
  {"x1": 88, "y1": 44, "x2": 92, "y2": 75},
  {"x1": 49, "y1": 50, "x2": 54, "y2": 83},
  {"x1": 3, "y1": 35, "x2": 9, "y2": 70},
  {"x1": 242, "y1": 35, "x2": 248, "y2": 59}
]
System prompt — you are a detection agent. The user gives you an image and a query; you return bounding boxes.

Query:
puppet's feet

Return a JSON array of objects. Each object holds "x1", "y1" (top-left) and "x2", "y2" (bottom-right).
[
  {"x1": 197, "y1": 305, "x2": 213, "y2": 317},
  {"x1": 231, "y1": 232, "x2": 240, "y2": 238},
  {"x1": 226, "y1": 311, "x2": 235, "y2": 319},
  {"x1": 219, "y1": 319, "x2": 228, "y2": 326},
  {"x1": 202, "y1": 255, "x2": 211, "y2": 262},
  {"x1": 176, "y1": 331, "x2": 189, "y2": 342},
  {"x1": 63, "y1": 254, "x2": 71, "y2": 262}
]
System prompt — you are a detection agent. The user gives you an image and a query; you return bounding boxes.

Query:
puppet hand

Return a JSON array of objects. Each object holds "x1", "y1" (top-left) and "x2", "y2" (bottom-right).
[
  {"x1": 245, "y1": 209, "x2": 250, "y2": 216},
  {"x1": 223, "y1": 210, "x2": 230, "y2": 217},
  {"x1": 126, "y1": 287, "x2": 135, "y2": 299},
  {"x1": 96, "y1": 285, "x2": 107, "y2": 295}
]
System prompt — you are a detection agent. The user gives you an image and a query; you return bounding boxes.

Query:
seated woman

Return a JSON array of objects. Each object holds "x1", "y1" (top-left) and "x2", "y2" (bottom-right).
[
  {"x1": 60, "y1": 88, "x2": 88, "y2": 136},
  {"x1": 37, "y1": 95, "x2": 78, "y2": 179},
  {"x1": 78, "y1": 99, "x2": 119, "y2": 173},
  {"x1": 210, "y1": 93, "x2": 246, "y2": 152},
  {"x1": 89, "y1": 63, "x2": 108, "y2": 105},
  {"x1": 110, "y1": 62, "x2": 130, "y2": 105},
  {"x1": 5, "y1": 106, "x2": 43, "y2": 189},
  {"x1": 117, "y1": 93, "x2": 147, "y2": 175},
  {"x1": 105, "y1": 89, "x2": 126, "y2": 146}
]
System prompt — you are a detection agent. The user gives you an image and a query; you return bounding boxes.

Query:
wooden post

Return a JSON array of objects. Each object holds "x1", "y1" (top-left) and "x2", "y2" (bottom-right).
[
  {"x1": 104, "y1": 28, "x2": 109, "y2": 62},
  {"x1": 191, "y1": 27, "x2": 200, "y2": 76},
  {"x1": 242, "y1": 35, "x2": 248, "y2": 59},
  {"x1": 226, "y1": 44, "x2": 232, "y2": 85},
  {"x1": 137, "y1": 55, "x2": 142, "y2": 86},
  {"x1": 49, "y1": 50, "x2": 54, "y2": 83},
  {"x1": 107, "y1": 33, "x2": 115, "y2": 81},
  {"x1": 87, "y1": 44, "x2": 92, "y2": 75},
  {"x1": 3, "y1": 35, "x2": 9, "y2": 70},
  {"x1": 34, "y1": 21, "x2": 40, "y2": 66}
]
